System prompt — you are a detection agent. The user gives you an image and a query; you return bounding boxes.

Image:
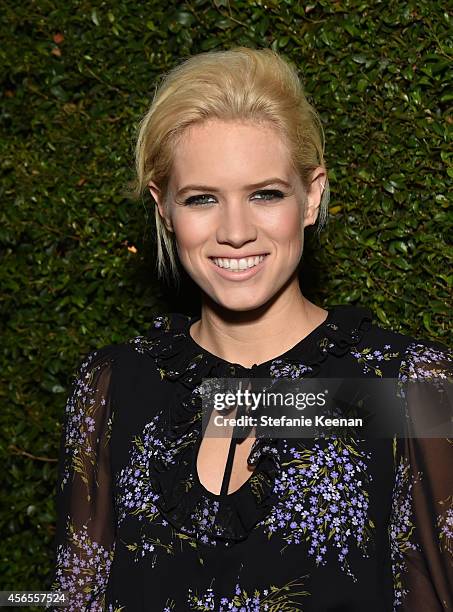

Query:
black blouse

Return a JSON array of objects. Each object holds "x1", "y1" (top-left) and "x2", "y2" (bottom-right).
[{"x1": 50, "y1": 304, "x2": 453, "y2": 611}]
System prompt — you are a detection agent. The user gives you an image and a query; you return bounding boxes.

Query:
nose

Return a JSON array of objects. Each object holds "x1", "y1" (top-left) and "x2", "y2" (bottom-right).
[{"x1": 215, "y1": 198, "x2": 258, "y2": 248}]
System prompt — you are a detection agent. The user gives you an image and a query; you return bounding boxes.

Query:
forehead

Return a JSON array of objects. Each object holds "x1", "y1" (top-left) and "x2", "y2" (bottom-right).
[{"x1": 170, "y1": 119, "x2": 295, "y2": 186}]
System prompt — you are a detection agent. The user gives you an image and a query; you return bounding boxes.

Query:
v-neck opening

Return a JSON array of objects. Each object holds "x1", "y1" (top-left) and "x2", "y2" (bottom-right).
[{"x1": 192, "y1": 429, "x2": 260, "y2": 500}]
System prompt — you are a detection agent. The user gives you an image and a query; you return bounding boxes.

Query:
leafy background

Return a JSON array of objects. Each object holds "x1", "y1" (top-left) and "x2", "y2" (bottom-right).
[{"x1": 1, "y1": 0, "x2": 451, "y2": 595}]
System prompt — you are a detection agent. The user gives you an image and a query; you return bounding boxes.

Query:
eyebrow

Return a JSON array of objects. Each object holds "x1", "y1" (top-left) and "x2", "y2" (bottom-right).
[{"x1": 175, "y1": 178, "x2": 292, "y2": 199}]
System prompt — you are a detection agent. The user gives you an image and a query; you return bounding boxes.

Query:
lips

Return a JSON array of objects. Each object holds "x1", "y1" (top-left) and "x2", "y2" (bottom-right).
[
  {"x1": 209, "y1": 253, "x2": 270, "y2": 259},
  {"x1": 210, "y1": 254, "x2": 268, "y2": 270},
  {"x1": 208, "y1": 253, "x2": 269, "y2": 279}
]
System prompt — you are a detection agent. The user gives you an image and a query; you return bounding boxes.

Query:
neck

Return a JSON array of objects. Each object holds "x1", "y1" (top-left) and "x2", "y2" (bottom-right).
[{"x1": 190, "y1": 280, "x2": 328, "y2": 368}]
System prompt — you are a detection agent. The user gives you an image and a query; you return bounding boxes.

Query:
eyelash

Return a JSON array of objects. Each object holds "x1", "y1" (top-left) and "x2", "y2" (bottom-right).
[{"x1": 183, "y1": 189, "x2": 286, "y2": 207}]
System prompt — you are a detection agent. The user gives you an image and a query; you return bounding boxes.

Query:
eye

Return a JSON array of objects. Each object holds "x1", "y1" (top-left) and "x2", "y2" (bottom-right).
[
  {"x1": 251, "y1": 189, "x2": 285, "y2": 201},
  {"x1": 183, "y1": 194, "x2": 216, "y2": 207},
  {"x1": 182, "y1": 189, "x2": 285, "y2": 207}
]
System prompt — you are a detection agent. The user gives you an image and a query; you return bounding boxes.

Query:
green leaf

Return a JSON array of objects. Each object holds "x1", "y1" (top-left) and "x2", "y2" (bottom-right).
[
  {"x1": 91, "y1": 9, "x2": 100, "y2": 26},
  {"x1": 393, "y1": 257, "x2": 411, "y2": 271},
  {"x1": 375, "y1": 307, "x2": 390, "y2": 326},
  {"x1": 357, "y1": 78, "x2": 368, "y2": 92}
]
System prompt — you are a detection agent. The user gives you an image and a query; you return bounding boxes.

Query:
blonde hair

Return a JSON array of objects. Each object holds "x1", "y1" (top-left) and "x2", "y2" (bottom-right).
[{"x1": 130, "y1": 46, "x2": 330, "y2": 286}]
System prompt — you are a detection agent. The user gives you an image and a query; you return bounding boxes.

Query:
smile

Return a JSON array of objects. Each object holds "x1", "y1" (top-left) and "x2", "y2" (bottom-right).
[
  {"x1": 210, "y1": 254, "x2": 268, "y2": 271},
  {"x1": 208, "y1": 254, "x2": 270, "y2": 280}
]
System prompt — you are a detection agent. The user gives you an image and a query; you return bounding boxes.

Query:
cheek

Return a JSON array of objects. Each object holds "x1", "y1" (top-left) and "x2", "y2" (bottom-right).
[
  {"x1": 272, "y1": 202, "x2": 303, "y2": 240},
  {"x1": 172, "y1": 214, "x2": 210, "y2": 249}
]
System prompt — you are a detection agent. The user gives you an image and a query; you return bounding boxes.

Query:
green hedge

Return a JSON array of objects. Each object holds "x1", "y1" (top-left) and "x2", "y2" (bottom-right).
[{"x1": 1, "y1": 0, "x2": 451, "y2": 593}]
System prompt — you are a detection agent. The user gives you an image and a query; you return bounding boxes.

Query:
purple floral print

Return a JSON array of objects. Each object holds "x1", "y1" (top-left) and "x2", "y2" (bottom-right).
[
  {"x1": 61, "y1": 351, "x2": 112, "y2": 491},
  {"x1": 350, "y1": 344, "x2": 400, "y2": 377},
  {"x1": 116, "y1": 416, "x2": 162, "y2": 526},
  {"x1": 53, "y1": 521, "x2": 115, "y2": 612},
  {"x1": 388, "y1": 449, "x2": 420, "y2": 611},
  {"x1": 177, "y1": 575, "x2": 309, "y2": 611},
  {"x1": 261, "y1": 437, "x2": 374, "y2": 581},
  {"x1": 438, "y1": 492, "x2": 453, "y2": 558}
]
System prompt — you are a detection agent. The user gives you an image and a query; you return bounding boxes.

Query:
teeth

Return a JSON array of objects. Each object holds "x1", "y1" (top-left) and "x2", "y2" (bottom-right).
[{"x1": 212, "y1": 255, "x2": 267, "y2": 271}]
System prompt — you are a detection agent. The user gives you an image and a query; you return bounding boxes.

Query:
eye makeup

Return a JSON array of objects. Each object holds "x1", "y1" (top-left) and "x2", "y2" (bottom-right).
[{"x1": 182, "y1": 189, "x2": 286, "y2": 207}]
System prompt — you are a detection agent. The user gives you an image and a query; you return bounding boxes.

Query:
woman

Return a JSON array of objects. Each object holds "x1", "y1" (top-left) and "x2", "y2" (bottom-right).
[{"x1": 51, "y1": 47, "x2": 452, "y2": 611}]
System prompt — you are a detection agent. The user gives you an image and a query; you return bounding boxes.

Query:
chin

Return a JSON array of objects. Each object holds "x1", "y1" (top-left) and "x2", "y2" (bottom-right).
[{"x1": 208, "y1": 290, "x2": 272, "y2": 313}]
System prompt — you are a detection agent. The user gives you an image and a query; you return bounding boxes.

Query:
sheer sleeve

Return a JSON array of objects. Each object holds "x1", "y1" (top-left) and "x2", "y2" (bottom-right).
[
  {"x1": 50, "y1": 347, "x2": 117, "y2": 611},
  {"x1": 391, "y1": 340, "x2": 453, "y2": 611}
]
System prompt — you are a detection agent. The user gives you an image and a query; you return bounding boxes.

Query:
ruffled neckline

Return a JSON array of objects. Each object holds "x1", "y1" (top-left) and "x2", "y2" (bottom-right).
[{"x1": 129, "y1": 304, "x2": 373, "y2": 546}]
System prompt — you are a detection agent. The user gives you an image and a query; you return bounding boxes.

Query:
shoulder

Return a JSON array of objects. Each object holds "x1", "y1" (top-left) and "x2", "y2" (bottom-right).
[
  {"x1": 361, "y1": 316, "x2": 451, "y2": 380},
  {"x1": 69, "y1": 343, "x2": 120, "y2": 387},
  {"x1": 88, "y1": 312, "x2": 190, "y2": 354},
  {"x1": 73, "y1": 311, "x2": 193, "y2": 379},
  {"x1": 396, "y1": 335, "x2": 452, "y2": 382},
  {"x1": 127, "y1": 311, "x2": 193, "y2": 358},
  {"x1": 336, "y1": 304, "x2": 451, "y2": 379}
]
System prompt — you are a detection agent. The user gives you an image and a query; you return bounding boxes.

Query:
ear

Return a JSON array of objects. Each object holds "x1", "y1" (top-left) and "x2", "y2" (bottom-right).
[
  {"x1": 303, "y1": 167, "x2": 327, "y2": 228},
  {"x1": 148, "y1": 181, "x2": 174, "y2": 233}
]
